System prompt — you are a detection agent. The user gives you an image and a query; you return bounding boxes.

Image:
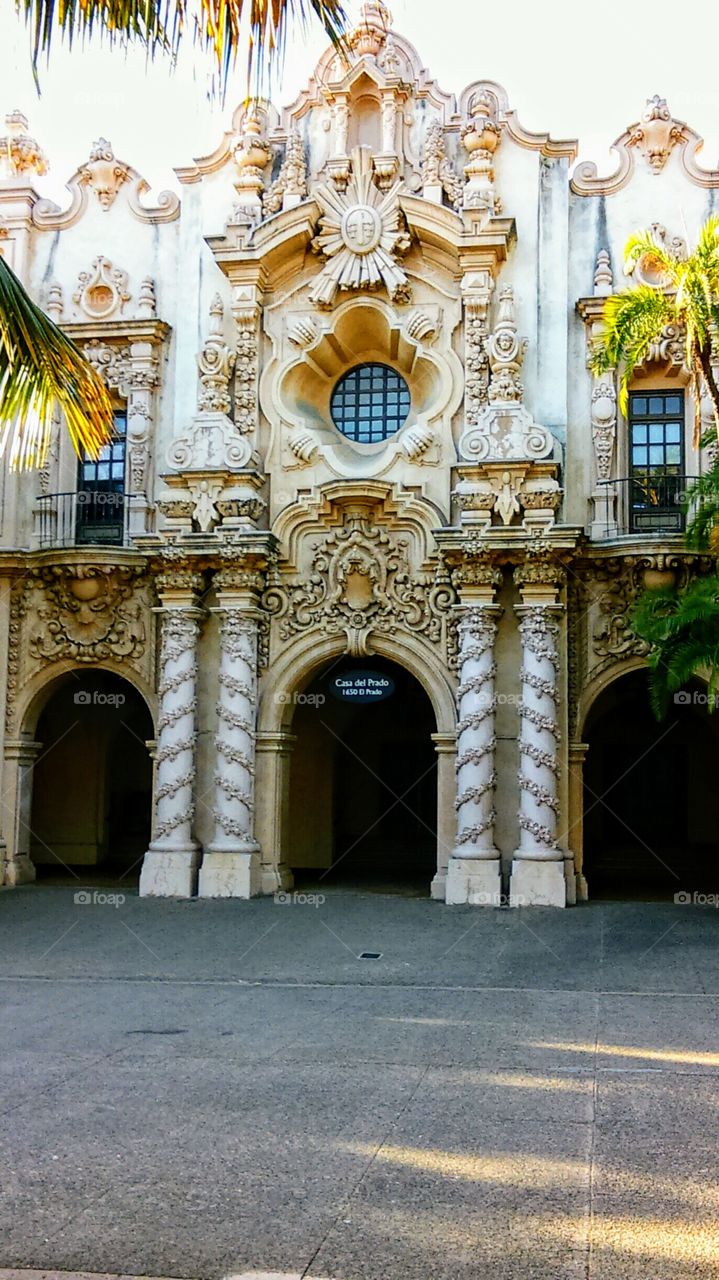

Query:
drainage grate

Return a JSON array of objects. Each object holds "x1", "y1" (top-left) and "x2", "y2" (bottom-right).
[{"x1": 358, "y1": 952, "x2": 382, "y2": 960}]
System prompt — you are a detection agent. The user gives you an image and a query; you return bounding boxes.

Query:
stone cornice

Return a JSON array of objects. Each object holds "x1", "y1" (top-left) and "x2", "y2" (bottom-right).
[
  {"x1": 576, "y1": 297, "x2": 607, "y2": 324},
  {"x1": 60, "y1": 319, "x2": 172, "y2": 345},
  {"x1": 435, "y1": 526, "x2": 584, "y2": 562},
  {"x1": 0, "y1": 547, "x2": 149, "y2": 575}
]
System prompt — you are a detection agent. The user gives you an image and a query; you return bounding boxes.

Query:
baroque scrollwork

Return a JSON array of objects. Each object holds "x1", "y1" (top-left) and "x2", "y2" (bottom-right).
[
  {"x1": 264, "y1": 516, "x2": 454, "y2": 656},
  {"x1": 28, "y1": 566, "x2": 146, "y2": 664}
]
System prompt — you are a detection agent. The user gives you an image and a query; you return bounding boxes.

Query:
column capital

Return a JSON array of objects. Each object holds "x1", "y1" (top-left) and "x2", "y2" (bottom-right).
[
  {"x1": 451, "y1": 550, "x2": 503, "y2": 605},
  {"x1": 154, "y1": 568, "x2": 205, "y2": 609},
  {"x1": 513, "y1": 550, "x2": 566, "y2": 606}
]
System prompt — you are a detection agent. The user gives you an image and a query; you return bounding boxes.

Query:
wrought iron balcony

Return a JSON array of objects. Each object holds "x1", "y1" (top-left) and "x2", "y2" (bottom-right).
[
  {"x1": 597, "y1": 474, "x2": 699, "y2": 539},
  {"x1": 36, "y1": 491, "x2": 139, "y2": 549}
]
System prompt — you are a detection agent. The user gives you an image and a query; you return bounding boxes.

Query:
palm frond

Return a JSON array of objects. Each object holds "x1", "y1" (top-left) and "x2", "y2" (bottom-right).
[
  {"x1": 0, "y1": 255, "x2": 113, "y2": 471},
  {"x1": 19, "y1": 0, "x2": 349, "y2": 98},
  {"x1": 631, "y1": 578, "x2": 719, "y2": 718},
  {"x1": 591, "y1": 286, "x2": 674, "y2": 412}
]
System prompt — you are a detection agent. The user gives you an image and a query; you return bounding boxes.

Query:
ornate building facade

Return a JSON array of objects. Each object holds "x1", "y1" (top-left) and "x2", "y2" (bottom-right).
[{"x1": 1, "y1": 5, "x2": 718, "y2": 906}]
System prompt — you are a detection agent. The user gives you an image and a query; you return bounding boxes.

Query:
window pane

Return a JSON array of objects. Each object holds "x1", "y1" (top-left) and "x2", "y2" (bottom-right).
[
  {"x1": 666, "y1": 446, "x2": 682, "y2": 464},
  {"x1": 665, "y1": 395, "x2": 682, "y2": 414},
  {"x1": 331, "y1": 363, "x2": 411, "y2": 443},
  {"x1": 633, "y1": 424, "x2": 648, "y2": 444},
  {"x1": 649, "y1": 396, "x2": 665, "y2": 414},
  {"x1": 649, "y1": 423, "x2": 664, "y2": 443},
  {"x1": 649, "y1": 446, "x2": 664, "y2": 464},
  {"x1": 665, "y1": 423, "x2": 681, "y2": 442},
  {"x1": 632, "y1": 396, "x2": 647, "y2": 415},
  {"x1": 633, "y1": 447, "x2": 648, "y2": 465}
]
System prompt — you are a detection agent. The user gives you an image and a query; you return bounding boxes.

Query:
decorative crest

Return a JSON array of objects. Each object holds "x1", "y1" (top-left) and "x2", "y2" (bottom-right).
[
  {"x1": 80, "y1": 139, "x2": 129, "y2": 209},
  {"x1": 309, "y1": 148, "x2": 411, "y2": 307},
  {"x1": 628, "y1": 96, "x2": 683, "y2": 173}
]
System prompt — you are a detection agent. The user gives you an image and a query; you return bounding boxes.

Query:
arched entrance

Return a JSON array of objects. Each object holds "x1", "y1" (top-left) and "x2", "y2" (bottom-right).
[
  {"x1": 29, "y1": 671, "x2": 153, "y2": 885},
  {"x1": 288, "y1": 656, "x2": 438, "y2": 893},
  {"x1": 583, "y1": 669, "x2": 719, "y2": 899}
]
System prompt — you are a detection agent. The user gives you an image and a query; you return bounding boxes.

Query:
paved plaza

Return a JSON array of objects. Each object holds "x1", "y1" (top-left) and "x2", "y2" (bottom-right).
[{"x1": 1, "y1": 886, "x2": 719, "y2": 1279}]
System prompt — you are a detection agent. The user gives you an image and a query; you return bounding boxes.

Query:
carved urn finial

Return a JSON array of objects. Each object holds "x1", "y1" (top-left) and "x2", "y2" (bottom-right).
[
  {"x1": 350, "y1": 0, "x2": 392, "y2": 56},
  {"x1": 461, "y1": 93, "x2": 501, "y2": 214},
  {"x1": 0, "y1": 110, "x2": 48, "y2": 178},
  {"x1": 593, "y1": 249, "x2": 613, "y2": 296},
  {"x1": 232, "y1": 110, "x2": 271, "y2": 220}
]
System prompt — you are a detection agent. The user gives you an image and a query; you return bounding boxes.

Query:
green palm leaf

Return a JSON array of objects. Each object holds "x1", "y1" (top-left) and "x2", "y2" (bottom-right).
[
  {"x1": 0, "y1": 255, "x2": 113, "y2": 471},
  {"x1": 591, "y1": 286, "x2": 674, "y2": 413},
  {"x1": 631, "y1": 578, "x2": 719, "y2": 717},
  {"x1": 18, "y1": 0, "x2": 349, "y2": 96}
]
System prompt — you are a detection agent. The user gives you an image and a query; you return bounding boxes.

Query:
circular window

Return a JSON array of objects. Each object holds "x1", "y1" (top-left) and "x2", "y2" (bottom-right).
[{"x1": 330, "y1": 363, "x2": 411, "y2": 444}]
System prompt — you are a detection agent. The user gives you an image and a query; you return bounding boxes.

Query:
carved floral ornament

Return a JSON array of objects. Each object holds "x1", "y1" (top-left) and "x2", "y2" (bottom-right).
[{"x1": 310, "y1": 148, "x2": 411, "y2": 307}]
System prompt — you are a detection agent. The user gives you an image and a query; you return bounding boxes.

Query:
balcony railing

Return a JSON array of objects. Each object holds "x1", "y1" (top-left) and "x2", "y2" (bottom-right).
[
  {"x1": 598, "y1": 474, "x2": 699, "y2": 538},
  {"x1": 36, "y1": 491, "x2": 139, "y2": 549}
]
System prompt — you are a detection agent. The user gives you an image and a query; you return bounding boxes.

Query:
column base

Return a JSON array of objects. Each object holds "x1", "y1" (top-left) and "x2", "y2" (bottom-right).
[
  {"x1": 139, "y1": 846, "x2": 200, "y2": 898},
  {"x1": 198, "y1": 848, "x2": 261, "y2": 899},
  {"x1": 446, "y1": 857, "x2": 502, "y2": 906},
  {"x1": 509, "y1": 858, "x2": 566, "y2": 907},
  {"x1": 430, "y1": 868, "x2": 447, "y2": 901},
  {"x1": 261, "y1": 863, "x2": 294, "y2": 896},
  {"x1": 3, "y1": 852, "x2": 36, "y2": 886}
]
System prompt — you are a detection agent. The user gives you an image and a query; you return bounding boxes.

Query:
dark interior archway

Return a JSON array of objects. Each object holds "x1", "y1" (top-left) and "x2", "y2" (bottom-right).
[
  {"x1": 289, "y1": 656, "x2": 437, "y2": 893},
  {"x1": 583, "y1": 670, "x2": 719, "y2": 899},
  {"x1": 30, "y1": 671, "x2": 153, "y2": 885}
]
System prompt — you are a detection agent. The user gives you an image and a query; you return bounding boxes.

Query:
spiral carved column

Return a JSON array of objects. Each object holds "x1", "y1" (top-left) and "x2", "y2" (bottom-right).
[
  {"x1": 140, "y1": 598, "x2": 203, "y2": 898},
  {"x1": 510, "y1": 604, "x2": 566, "y2": 907},
  {"x1": 198, "y1": 607, "x2": 261, "y2": 898},
  {"x1": 446, "y1": 604, "x2": 503, "y2": 905}
]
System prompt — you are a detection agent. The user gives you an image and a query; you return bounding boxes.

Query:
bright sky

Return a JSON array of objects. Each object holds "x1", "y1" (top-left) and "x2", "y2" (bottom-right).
[{"x1": 2, "y1": 0, "x2": 719, "y2": 203}]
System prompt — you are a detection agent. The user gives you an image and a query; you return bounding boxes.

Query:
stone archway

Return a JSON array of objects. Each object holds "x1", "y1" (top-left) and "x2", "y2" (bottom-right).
[
  {"x1": 24, "y1": 670, "x2": 154, "y2": 886},
  {"x1": 582, "y1": 668, "x2": 719, "y2": 899},
  {"x1": 288, "y1": 654, "x2": 438, "y2": 893},
  {"x1": 255, "y1": 630, "x2": 457, "y2": 899}
]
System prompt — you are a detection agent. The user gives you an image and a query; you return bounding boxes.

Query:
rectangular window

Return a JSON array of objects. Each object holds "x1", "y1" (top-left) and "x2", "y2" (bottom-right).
[
  {"x1": 628, "y1": 390, "x2": 685, "y2": 533},
  {"x1": 75, "y1": 409, "x2": 127, "y2": 545}
]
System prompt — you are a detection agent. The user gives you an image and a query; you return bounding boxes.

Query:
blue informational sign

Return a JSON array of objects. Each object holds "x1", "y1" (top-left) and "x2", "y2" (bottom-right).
[{"x1": 329, "y1": 671, "x2": 395, "y2": 703}]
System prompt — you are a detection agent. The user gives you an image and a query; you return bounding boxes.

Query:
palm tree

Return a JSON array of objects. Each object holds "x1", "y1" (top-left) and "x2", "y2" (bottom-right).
[
  {"x1": 1, "y1": 0, "x2": 349, "y2": 470},
  {"x1": 631, "y1": 578, "x2": 719, "y2": 717},
  {"x1": 594, "y1": 217, "x2": 719, "y2": 712},
  {"x1": 592, "y1": 215, "x2": 719, "y2": 446}
]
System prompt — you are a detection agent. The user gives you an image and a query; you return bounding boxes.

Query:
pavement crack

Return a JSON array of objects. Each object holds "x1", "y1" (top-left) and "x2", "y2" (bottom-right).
[{"x1": 299, "y1": 1064, "x2": 430, "y2": 1279}]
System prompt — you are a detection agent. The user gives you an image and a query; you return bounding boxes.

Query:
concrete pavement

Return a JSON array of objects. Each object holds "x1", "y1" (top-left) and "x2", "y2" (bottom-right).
[{"x1": 1, "y1": 886, "x2": 719, "y2": 1278}]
